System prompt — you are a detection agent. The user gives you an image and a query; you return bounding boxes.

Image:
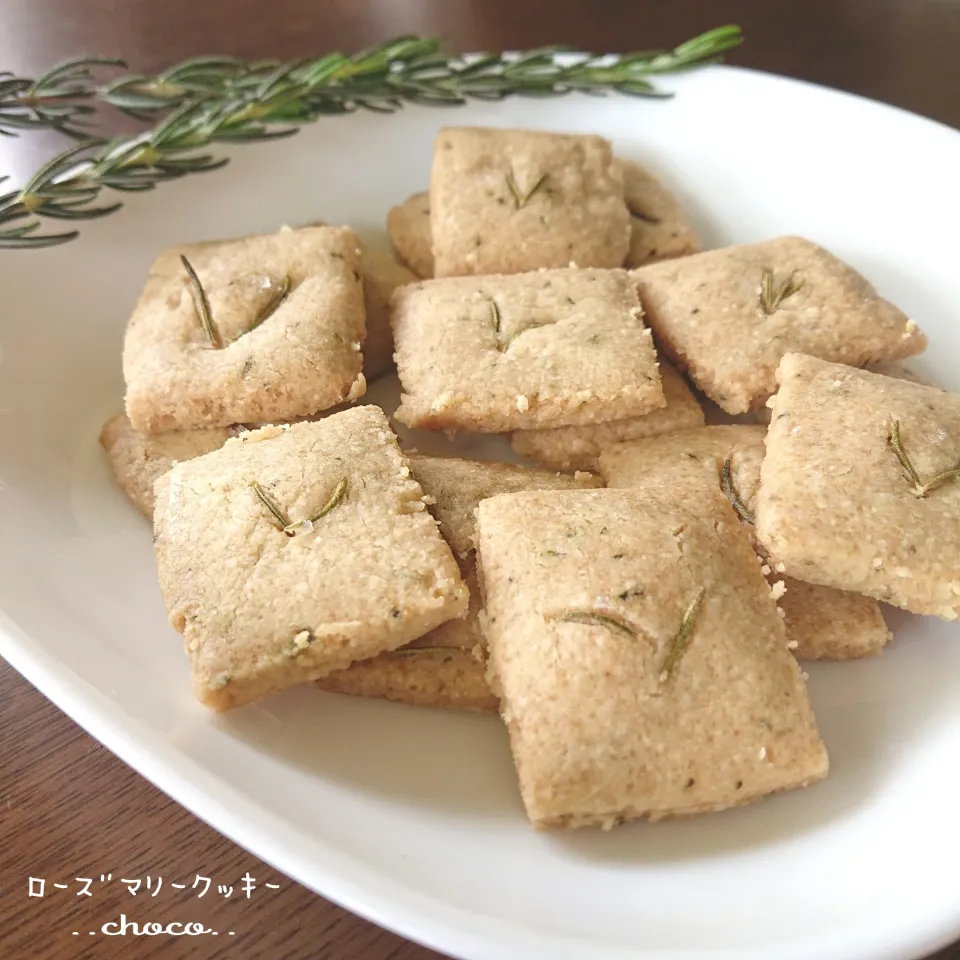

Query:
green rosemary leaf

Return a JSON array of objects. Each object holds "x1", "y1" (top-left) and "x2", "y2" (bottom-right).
[
  {"x1": 250, "y1": 480, "x2": 293, "y2": 532},
  {"x1": 758, "y1": 267, "x2": 803, "y2": 315},
  {"x1": 720, "y1": 457, "x2": 755, "y2": 524},
  {"x1": 385, "y1": 645, "x2": 464, "y2": 658},
  {"x1": 180, "y1": 254, "x2": 220, "y2": 348},
  {"x1": 547, "y1": 610, "x2": 639, "y2": 641},
  {"x1": 887, "y1": 418, "x2": 960, "y2": 498},
  {"x1": 303, "y1": 477, "x2": 349, "y2": 526},
  {"x1": 659, "y1": 588, "x2": 706, "y2": 684}
]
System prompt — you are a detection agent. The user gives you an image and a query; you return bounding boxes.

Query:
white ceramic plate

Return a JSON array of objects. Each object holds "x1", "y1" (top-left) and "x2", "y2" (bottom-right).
[{"x1": 3, "y1": 64, "x2": 960, "y2": 960}]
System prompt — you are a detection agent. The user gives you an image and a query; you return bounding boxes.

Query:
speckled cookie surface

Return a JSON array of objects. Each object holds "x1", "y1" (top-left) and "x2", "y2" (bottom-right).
[
  {"x1": 124, "y1": 225, "x2": 367, "y2": 433},
  {"x1": 429, "y1": 127, "x2": 630, "y2": 277},
  {"x1": 477, "y1": 487, "x2": 828, "y2": 829},
  {"x1": 632, "y1": 236, "x2": 927, "y2": 414},
  {"x1": 153, "y1": 407, "x2": 467, "y2": 711},
  {"x1": 511, "y1": 362, "x2": 703, "y2": 471},
  {"x1": 386, "y1": 192, "x2": 433, "y2": 279},
  {"x1": 757, "y1": 354, "x2": 960, "y2": 619},
  {"x1": 360, "y1": 246, "x2": 416, "y2": 381},
  {"x1": 392, "y1": 268, "x2": 663, "y2": 432}
]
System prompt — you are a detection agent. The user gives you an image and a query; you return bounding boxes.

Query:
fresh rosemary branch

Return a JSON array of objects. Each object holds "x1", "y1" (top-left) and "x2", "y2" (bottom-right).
[
  {"x1": 0, "y1": 27, "x2": 742, "y2": 249},
  {"x1": 888, "y1": 419, "x2": 960, "y2": 498}
]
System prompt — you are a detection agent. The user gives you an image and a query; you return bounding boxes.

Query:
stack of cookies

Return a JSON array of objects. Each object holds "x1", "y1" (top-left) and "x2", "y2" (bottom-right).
[{"x1": 101, "y1": 125, "x2": 960, "y2": 831}]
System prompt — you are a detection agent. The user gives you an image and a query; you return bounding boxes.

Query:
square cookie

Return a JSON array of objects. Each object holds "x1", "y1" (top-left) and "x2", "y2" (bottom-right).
[
  {"x1": 632, "y1": 236, "x2": 927, "y2": 414},
  {"x1": 599, "y1": 424, "x2": 890, "y2": 659},
  {"x1": 124, "y1": 225, "x2": 367, "y2": 433},
  {"x1": 99, "y1": 413, "x2": 233, "y2": 518},
  {"x1": 757, "y1": 353, "x2": 960, "y2": 619},
  {"x1": 477, "y1": 487, "x2": 828, "y2": 828},
  {"x1": 430, "y1": 127, "x2": 630, "y2": 277},
  {"x1": 619, "y1": 160, "x2": 700, "y2": 268},
  {"x1": 511, "y1": 362, "x2": 703, "y2": 472},
  {"x1": 154, "y1": 407, "x2": 468, "y2": 711},
  {"x1": 392, "y1": 268, "x2": 664, "y2": 432},
  {"x1": 387, "y1": 192, "x2": 433, "y2": 279},
  {"x1": 317, "y1": 455, "x2": 601, "y2": 710},
  {"x1": 360, "y1": 246, "x2": 417, "y2": 381}
]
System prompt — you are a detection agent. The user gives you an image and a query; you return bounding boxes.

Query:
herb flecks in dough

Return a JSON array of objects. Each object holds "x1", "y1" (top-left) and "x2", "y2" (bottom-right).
[
  {"x1": 181, "y1": 254, "x2": 220, "y2": 348},
  {"x1": 888, "y1": 419, "x2": 960, "y2": 498},
  {"x1": 721, "y1": 457, "x2": 755, "y2": 523},
  {"x1": 758, "y1": 267, "x2": 803, "y2": 315},
  {"x1": 250, "y1": 477, "x2": 348, "y2": 536},
  {"x1": 659, "y1": 588, "x2": 706, "y2": 684}
]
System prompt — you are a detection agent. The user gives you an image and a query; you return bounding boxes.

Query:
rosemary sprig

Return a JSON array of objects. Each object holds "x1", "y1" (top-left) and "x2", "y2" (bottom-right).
[
  {"x1": 547, "y1": 610, "x2": 640, "y2": 641},
  {"x1": 720, "y1": 457, "x2": 754, "y2": 523},
  {"x1": 250, "y1": 477, "x2": 348, "y2": 535},
  {"x1": 180, "y1": 255, "x2": 220, "y2": 347},
  {"x1": 0, "y1": 27, "x2": 742, "y2": 249},
  {"x1": 659, "y1": 588, "x2": 706, "y2": 684},
  {"x1": 506, "y1": 170, "x2": 549, "y2": 209},
  {"x1": 758, "y1": 267, "x2": 803, "y2": 315},
  {"x1": 0, "y1": 57, "x2": 123, "y2": 138},
  {"x1": 888, "y1": 419, "x2": 960, "y2": 498}
]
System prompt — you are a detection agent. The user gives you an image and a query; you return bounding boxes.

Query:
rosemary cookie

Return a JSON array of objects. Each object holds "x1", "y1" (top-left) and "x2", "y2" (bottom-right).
[
  {"x1": 429, "y1": 127, "x2": 630, "y2": 277},
  {"x1": 476, "y1": 487, "x2": 828, "y2": 829},
  {"x1": 620, "y1": 160, "x2": 700, "y2": 268},
  {"x1": 317, "y1": 455, "x2": 600, "y2": 710},
  {"x1": 511, "y1": 362, "x2": 703, "y2": 472},
  {"x1": 599, "y1": 424, "x2": 891, "y2": 660},
  {"x1": 632, "y1": 236, "x2": 927, "y2": 414},
  {"x1": 360, "y1": 246, "x2": 417, "y2": 381},
  {"x1": 757, "y1": 354, "x2": 960, "y2": 620},
  {"x1": 99, "y1": 413, "x2": 233, "y2": 518},
  {"x1": 153, "y1": 407, "x2": 468, "y2": 711},
  {"x1": 392, "y1": 268, "x2": 664, "y2": 432},
  {"x1": 124, "y1": 225, "x2": 367, "y2": 434},
  {"x1": 386, "y1": 192, "x2": 433, "y2": 279}
]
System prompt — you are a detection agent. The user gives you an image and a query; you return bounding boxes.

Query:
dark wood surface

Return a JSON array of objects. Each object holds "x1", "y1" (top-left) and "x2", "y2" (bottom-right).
[{"x1": 2, "y1": 2, "x2": 960, "y2": 958}]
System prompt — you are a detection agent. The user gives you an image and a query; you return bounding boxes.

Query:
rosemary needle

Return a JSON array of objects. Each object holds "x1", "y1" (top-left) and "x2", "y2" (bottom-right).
[
  {"x1": 506, "y1": 170, "x2": 549, "y2": 209},
  {"x1": 250, "y1": 477, "x2": 348, "y2": 536},
  {"x1": 385, "y1": 645, "x2": 463, "y2": 658},
  {"x1": 720, "y1": 457, "x2": 755, "y2": 523},
  {"x1": 758, "y1": 267, "x2": 803, "y2": 316},
  {"x1": 888, "y1": 419, "x2": 960, "y2": 498},
  {"x1": 659, "y1": 588, "x2": 706, "y2": 684},
  {"x1": 547, "y1": 610, "x2": 640, "y2": 641},
  {"x1": 180, "y1": 254, "x2": 220, "y2": 347}
]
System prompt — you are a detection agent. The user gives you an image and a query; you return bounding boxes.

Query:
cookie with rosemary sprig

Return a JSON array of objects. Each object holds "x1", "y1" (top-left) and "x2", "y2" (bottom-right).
[
  {"x1": 429, "y1": 127, "x2": 630, "y2": 277},
  {"x1": 317, "y1": 455, "x2": 601, "y2": 711},
  {"x1": 598, "y1": 424, "x2": 891, "y2": 660},
  {"x1": 757, "y1": 354, "x2": 960, "y2": 620},
  {"x1": 99, "y1": 413, "x2": 234, "y2": 518},
  {"x1": 392, "y1": 267, "x2": 663, "y2": 433},
  {"x1": 511, "y1": 361, "x2": 703, "y2": 472},
  {"x1": 153, "y1": 407, "x2": 468, "y2": 711},
  {"x1": 476, "y1": 486, "x2": 828, "y2": 830},
  {"x1": 632, "y1": 236, "x2": 927, "y2": 415},
  {"x1": 123, "y1": 225, "x2": 367, "y2": 434}
]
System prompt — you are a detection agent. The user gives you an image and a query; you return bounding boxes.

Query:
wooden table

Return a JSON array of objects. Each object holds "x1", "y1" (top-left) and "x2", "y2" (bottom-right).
[{"x1": 2, "y1": 2, "x2": 959, "y2": 958}]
